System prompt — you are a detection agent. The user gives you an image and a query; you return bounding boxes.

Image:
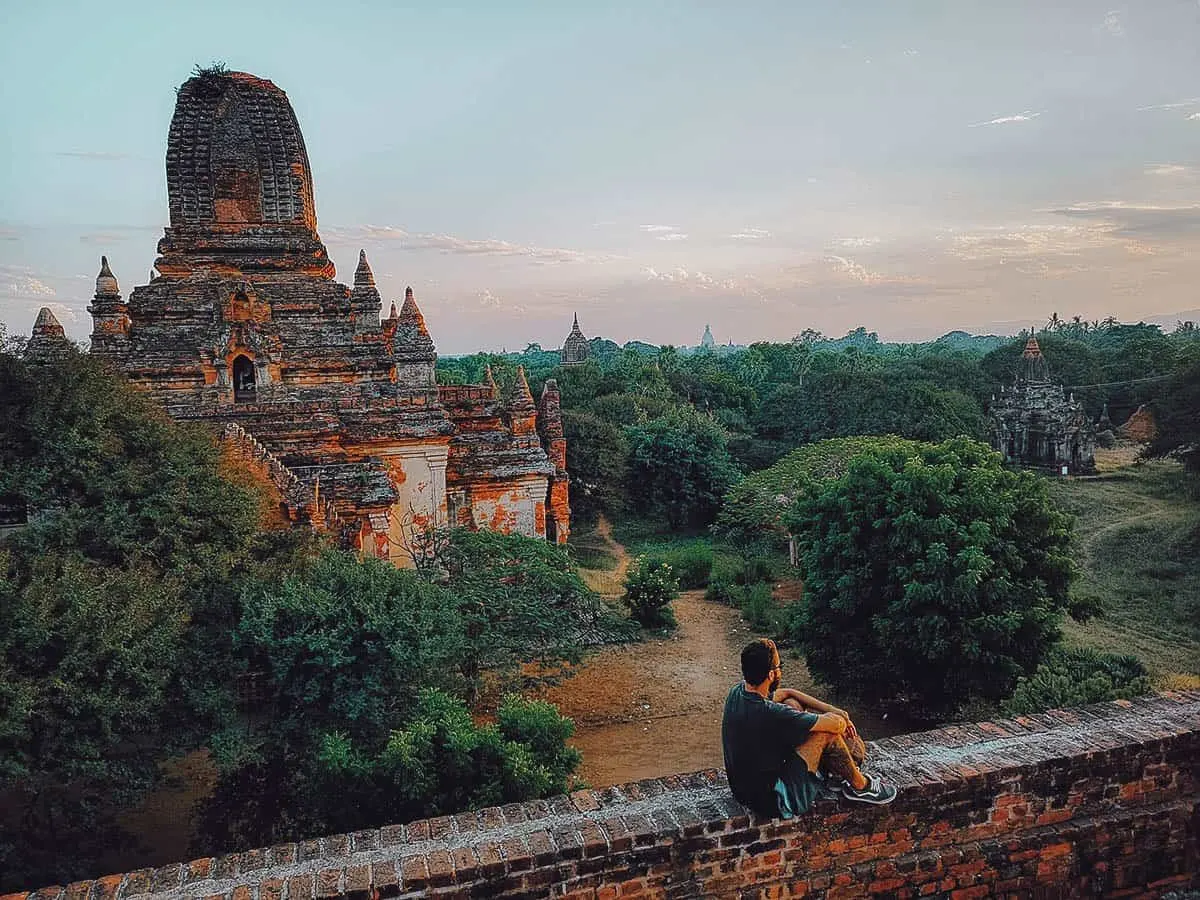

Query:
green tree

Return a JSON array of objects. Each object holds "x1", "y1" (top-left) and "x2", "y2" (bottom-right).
[
  {"x1": 786, "y1": 438, "x2": 1077, "y2": 716},
  {"x1": 436, "y1": 529, "x2": 631, "y2": 695},
  {"x1": 0, "y1": 348, "x2": 294, "y2": 889},
  {"x1": 1002, "y1": 647, "x2": 1150, "y2": 715},
  {"x1": 563, "y1": 410, "x2": 631, "y2": 520},
  {"x1": 1144, "y1": 362, "x2": 1200, "y2": 473},
  {"x1": 715, "y1": 436, "x2": 924, "y2": 549},
  {"x1": 315, "y1": 690, "x2": 580, "y2": 831},
  {"x1": 0, "y1": 556, "x2": 188, "y2": 888},
  {"x1": 197, "y1": 548, "x2": 589, "y2": 851},
  {"x1": 625, "y1": 407, "x2": 739, "y2": 529}
]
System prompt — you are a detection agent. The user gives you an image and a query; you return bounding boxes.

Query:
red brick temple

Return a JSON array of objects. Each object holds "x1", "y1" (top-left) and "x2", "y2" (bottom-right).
[{"x1": 82, "y1": 68, "x2": 570, "y2": 562}]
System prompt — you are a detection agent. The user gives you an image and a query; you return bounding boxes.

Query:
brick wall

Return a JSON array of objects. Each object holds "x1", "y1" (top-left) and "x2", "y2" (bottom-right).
[{"x1": 8, "y1": 692, "x2": 1198, "y2": 900}]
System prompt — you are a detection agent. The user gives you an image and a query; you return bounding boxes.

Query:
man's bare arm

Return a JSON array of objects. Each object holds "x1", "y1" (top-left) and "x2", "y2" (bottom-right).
[
  {"x1": 774, "y1": 687, "x2": 849, "y2": 719},
  {"x1": 807, "y1": 712, "x2": 848, "y2": 735}
]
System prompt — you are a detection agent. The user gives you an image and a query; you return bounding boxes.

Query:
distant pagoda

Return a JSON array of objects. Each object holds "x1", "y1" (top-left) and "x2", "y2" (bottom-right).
[
  {"x1": 700, "y1": 324, "x2": 715, "y2": 349},
  {"x1": 987, "y1": 336, "x2": 1096, "y2": 475},
  {"x1": 560, "y1": 313, "x2": 590, "y2": 367}
]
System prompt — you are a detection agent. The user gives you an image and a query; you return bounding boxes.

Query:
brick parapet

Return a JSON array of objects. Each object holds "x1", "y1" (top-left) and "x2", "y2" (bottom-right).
[{"x1": 10, "y1": 692, "x2": 1198, "y2": 899}]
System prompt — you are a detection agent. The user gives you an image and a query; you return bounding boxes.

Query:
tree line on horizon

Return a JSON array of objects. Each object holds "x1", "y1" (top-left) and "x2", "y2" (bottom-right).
[{"x1": 439, "y1": 317, "x2": 1200, "y2": 526}]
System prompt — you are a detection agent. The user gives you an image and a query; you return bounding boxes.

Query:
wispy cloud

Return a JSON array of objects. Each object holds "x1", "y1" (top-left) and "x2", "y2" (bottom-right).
[
  {"x1": 54, "y1": 150, "x2": 136, "y2": 161},
  {"x1": 1050, "y1": 201, "x2": 1200, "y2": 238},
  {"x1": 834, "y1": 236, "x2": 880, "y2": 248},
  {"x1": 1189, "y1": 112, "x2": 1200, "y2": 121},
  {"x1": 80, "y1": 231, "x2": 136, "y2": 245},
  {"x1": 325, "y1": 224, "x2": 602, "y2": 263},
  {"x1": 823, "y1": 255, "x2": 887, "y2": 284},
  {"x1": 639, "y1": 224, "x2": 678, "y2": 233},
  {"x1": 1136, "y1": 97, "x2": 1200, "y2": 112},
  {"x1": 642, "y1": 266, "x2": 715, "y2": 286},
  {"x1": 969, "y1": 111, "x2": 1042, "y2": 128},
  {"x1": 0, "y1": 265, "x2": 56, "y2": 298},
  {"x1": 1145, "y1": 164, "x2": 1196, "y2": 177},
  {"x1": 656, "y1": 232, "x2": 688, "y2": 242},
  {"x1": 1101, "y1": 10, "x2": 1124, "y2": 37},
  {"x1": 730, "y1": 228, "x2": 772, "y2": 240}
]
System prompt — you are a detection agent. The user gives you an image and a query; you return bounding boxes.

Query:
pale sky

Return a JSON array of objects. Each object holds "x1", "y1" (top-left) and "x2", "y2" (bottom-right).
[{"x1": 2, "y1": 1, "x2": 1199, "y2": 353}]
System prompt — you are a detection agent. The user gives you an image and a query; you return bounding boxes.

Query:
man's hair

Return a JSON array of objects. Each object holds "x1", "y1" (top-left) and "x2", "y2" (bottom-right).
[{"x1": 741, "y1": 639, "x2": 776, "y2": 685}]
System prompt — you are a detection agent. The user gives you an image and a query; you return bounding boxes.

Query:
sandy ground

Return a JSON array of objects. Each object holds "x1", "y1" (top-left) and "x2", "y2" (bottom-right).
[{"x1": 538, "y1": 589, "x2": 757, "y2": 787}]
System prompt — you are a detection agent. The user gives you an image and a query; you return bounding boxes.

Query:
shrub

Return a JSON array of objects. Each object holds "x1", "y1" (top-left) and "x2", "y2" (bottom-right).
[
  {"x1": 705, "y1": 574, "x2": 739, "y2": 605},
  {"x1": 788, "y1": 437, "x2": 1077, "y2": 716},
  {"x1": 741, "y1": 582, "x2": 778, "y2": 633},
  {"x1": 648, "y1": 541, "x2": 713, "y2": 589},
  {"x1": 1003, "y1": 647, "x2": 1151, "y2": 714},
  {"x1": 736, "y1": 555, "x2": 776, "y2": 586},
  {"x1": 622, "y1": 557, "x2": 680, "y2": 630}
]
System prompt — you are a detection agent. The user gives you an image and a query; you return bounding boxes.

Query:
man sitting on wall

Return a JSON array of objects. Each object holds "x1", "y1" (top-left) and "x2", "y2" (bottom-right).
[{"x1": 722, "y1": 638, "x2": 896, "y2": 817}]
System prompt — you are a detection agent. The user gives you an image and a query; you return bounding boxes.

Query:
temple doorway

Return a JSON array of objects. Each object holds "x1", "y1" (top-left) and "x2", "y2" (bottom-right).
[{"x1": 232, "y1": 355, "x2": 256, "y2": 402}]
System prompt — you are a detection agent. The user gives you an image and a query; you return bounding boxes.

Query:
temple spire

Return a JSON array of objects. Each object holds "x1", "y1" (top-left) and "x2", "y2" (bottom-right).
[
  {"x1": 393, "y1": 286, "x2": 435, "y2": 359},
  {"x1": 508, "y1": 365, "x2": 537, "y2": 435},
  {"x1": 398, "y1": 286, "x2": 430, "y2": 338},
  {"x1": 351, "y1": 249, "x2": 382, "y2": 334},
  {"x1": 27, "y1": 306, "x2": 70, "y2": 361},
  {"x1": 511, "y1": 365, "x2": 535, "y2": 410},
  {"x1": 96, "y1": 255, "x2": 119, "y2": 296},
  {"x1": 1018, "y1": 335, "x2": 1050, "y2": 382},
  {"x1": 484, "y1": 364, "x2": 499, "y2": 398},
  {"x1": 32, "y1": 306, "x2": 65, "y2": 338},
  {"x1": 354, "y1": 249, "x2": 376, "y2": 287}
]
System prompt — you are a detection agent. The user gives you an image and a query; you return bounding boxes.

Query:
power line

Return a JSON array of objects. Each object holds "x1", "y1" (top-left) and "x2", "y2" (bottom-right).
[{"x1": 1065, "y1": 374, "x2": 1176, "y2": 391}]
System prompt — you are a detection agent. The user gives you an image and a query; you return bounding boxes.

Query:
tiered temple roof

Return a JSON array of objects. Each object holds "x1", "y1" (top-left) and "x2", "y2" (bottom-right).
[{"x1": 988, "y1": 335, "x2": 1096, "y2": 475}]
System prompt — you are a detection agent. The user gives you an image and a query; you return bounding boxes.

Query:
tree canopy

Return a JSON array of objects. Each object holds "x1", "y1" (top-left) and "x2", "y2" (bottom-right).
[{"x1": 786, "y1": 438, "x2": 1078, "y2": 716}]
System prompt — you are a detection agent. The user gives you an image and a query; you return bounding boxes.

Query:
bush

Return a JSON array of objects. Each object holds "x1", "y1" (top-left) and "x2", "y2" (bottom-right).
[
  {"x1": 736, "y1": 555, "x2": 776, "y2": 586},
  {"x1": 1003, "y1": 647, "x2": 1151, "y2": 714},
  {"x1": 622, "y1": 557, "x2": 680, "y2": 630},
  {"x1": 305, "y1": 689, "x2": 581, "y2": 834},
  {"x1": 787, "y1": 437, "x2": 1076, "y2": 716},
  {"x1": 705, "y1": 574, "x2": 739, "y2": 605},
  {"x1": 648, "y1": 542, "x2": 713, "y2": 589},
  {"x1": 741, "y1": 582, "x2": 778, "y2": 633}
]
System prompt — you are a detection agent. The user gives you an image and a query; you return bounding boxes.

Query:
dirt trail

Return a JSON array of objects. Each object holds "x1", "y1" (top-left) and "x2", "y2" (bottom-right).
[
  {"x1": 551, "y1": 521, "x2": 916, "y2": 788},
  {"x1": 539, "y1": 589, "x2": 755, "y2": 787},
  {"x1": 576, "y1": 515, "x2": 631, "y2": 599}
]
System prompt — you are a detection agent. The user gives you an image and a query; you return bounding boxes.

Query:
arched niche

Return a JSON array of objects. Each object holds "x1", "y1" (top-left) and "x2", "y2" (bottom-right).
[{"x1": 232, "y1": 354, "x2": 257, "y2": 402}]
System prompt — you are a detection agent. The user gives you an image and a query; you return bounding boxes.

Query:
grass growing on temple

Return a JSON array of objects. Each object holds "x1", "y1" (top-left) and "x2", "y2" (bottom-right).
[{"x1": 0, "y1": 341, "x2": 627, "y2": 891}]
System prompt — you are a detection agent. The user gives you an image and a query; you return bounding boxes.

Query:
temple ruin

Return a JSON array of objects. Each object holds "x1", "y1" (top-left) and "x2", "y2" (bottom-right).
[
  {"x1": 987, "y1": 336, "x2": 1096, "y2": 475},
  {"x1": 76, "y1": 68, "x2": 570, "y2": 561}
]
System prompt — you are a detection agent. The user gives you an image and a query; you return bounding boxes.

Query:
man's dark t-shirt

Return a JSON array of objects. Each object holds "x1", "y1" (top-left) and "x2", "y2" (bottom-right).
[{"x1": 721, "y1": 683, "x2": 819, "y2": 817}]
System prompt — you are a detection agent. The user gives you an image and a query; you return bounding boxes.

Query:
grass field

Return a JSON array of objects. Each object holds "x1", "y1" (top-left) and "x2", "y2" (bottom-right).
[{"x1": 1047, "y1": 458, "x2": 1200, "y2": 684}]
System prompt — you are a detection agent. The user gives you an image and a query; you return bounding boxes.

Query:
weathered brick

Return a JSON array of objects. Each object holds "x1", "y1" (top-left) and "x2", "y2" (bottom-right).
[
  {"x1": 343, "y1": 865, "x2": 371, "y2": 900},
  {"x1": 372, "y1": 862, "x2": 399, "y2": 899},
  {"x1": 315, "y1": 868, "x2": 342, "y2": 898}
]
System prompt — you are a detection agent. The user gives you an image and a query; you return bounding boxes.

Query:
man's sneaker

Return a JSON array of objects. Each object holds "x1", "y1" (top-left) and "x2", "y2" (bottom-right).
[{"x1": 839, "y1": 773, "x2": 897, "y2": 805}]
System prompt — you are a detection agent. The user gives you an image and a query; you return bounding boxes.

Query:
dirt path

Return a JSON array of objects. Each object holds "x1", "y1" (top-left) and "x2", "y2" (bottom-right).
[
  {"x1": 552, "y1": 523, "x2": 914, "y2": 788},
  {"x1": 539, "y1": 589, "x2": 755, "y2": 787},
  {"x1": 576, "y1": 515, "x2": 631, "y2": 599}
]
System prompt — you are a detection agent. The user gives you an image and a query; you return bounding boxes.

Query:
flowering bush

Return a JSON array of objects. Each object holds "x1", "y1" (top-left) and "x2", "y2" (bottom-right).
[{"x1": 622, "y1": 556, "x2": 680, "y2": 630}]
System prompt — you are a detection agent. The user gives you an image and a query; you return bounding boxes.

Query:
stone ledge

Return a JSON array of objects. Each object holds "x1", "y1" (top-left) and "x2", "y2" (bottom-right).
[{"x1": 8, "y1": 691, "x2": 1198, "y2": 900}]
